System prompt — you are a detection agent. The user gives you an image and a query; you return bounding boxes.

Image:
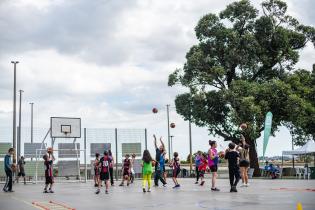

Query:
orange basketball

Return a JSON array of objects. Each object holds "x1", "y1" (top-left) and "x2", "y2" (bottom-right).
[
  {"x1": 219, "y1": 151, "x2": 225, "y2": 159},
  {"x1": 152, "y1": 108, "x2": 158, "y2": 113},
  {"x1": 170, "y1": 123, "x2": 176, "y2": 128},
  {"x1": 240, "y1": 123, "x2": 247, "y2": 130}
]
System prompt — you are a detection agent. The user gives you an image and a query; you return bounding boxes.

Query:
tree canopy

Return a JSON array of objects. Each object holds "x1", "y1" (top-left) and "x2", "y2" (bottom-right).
[{"x1": 168, "y1": 0, "x2": 315, "y2": 173}]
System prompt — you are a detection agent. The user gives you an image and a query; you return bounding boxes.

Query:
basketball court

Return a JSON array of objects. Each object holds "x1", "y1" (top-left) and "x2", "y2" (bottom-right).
[{"x1": 1, "y1": 179, "x2": 315, "y2": 210}]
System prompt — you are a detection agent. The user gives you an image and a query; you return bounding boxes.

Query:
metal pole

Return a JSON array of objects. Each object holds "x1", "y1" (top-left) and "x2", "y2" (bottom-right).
[
  {"x1": 18, "y1": 90, "x2": 23, "y2": 159},
  {"x1": 115, "y1": 128, "x2": 118, "y2": 181},
  {"x1": 166, "y1": 104, "x2": 170, "y2": 160},
  {"x1": 170, "y1": 136, "x2": 174, "y2": 155},
  {"x1": 189, "y1": 120, "x2": 192, "y2": 175},
  {"x1": 292, "y1": 137, "x2": 295, "y2": 168},
  {"x1": 30, "y1": 102, "x2": 34, "y2": 143},
  {"x1": 144, "y1": 128, "x2": 147, "y2": 150},
  {"x1": 84, "y1": 128, "x2": 87, "y2": 182},
  {"x1": 11, "y1": 61, "x2": 19, "y2": 164}
]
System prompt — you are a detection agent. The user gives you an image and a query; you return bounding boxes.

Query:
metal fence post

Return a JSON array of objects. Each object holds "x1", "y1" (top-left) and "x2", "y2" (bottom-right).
[
  {"x1": 84, "y1": 128, "x2": 87, "y2": 182},
  {"x1": 115, "y1": 128, "x2": 118, "y2": 181},
  {"x1": 145, "y1": 128, "x2": 147, "y2": 150}
]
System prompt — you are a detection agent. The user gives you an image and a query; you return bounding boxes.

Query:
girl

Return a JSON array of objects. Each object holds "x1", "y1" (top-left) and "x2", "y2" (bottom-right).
[
  {"x1": 170, "y1": 152, "x2": 180, "y2": 188},
  {"x1": 130, "y1": 154, "x2": 136, "y2": 184},
  {"x1": 43, "y1": 150, "x2": 55, "y2": 193},
  {"x1": 237, "y1": 137, "x2": 250, "y2": 187},
  {"x1": 93, "y1": 153, "x2": 100, "y2": 187},
  {"x1": 195, "y1": 151, "x2": 202, "y2": 184},
  {"x1": 96, "y1": 151, "x2": 111, "y2": 194},
  {"x1": 198, "y1": 153, "x2": 208, "y2": 186},
  {"x1": 119, "y1": 154, "x2": 131, "y2": 186},
  {"x1": 208, "y1": 140, "x2": 220, "y2": 191},
  {"x1": 142, "y1": 150, "x2": 153, "y2": 192},
  {"x1": 108, "y1": 150, "x2": 115, "y2": 186}
]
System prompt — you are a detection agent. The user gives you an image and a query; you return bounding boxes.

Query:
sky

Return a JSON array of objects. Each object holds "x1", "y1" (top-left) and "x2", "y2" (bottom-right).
[{"x1": 0, "y1": 0, "x2": 314, "y2": 159}]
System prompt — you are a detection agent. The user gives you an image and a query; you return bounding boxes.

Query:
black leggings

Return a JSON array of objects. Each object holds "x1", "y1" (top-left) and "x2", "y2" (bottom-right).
[
  {"x1": 3, "y1": 170, "x2": 13, "y2": 191},
  {"x1": 154, "y1": 166, "x2": 166, "y2": 186},
  {"x1": 109, "y1": 168, "x2": 114, "y2": 185},
  {"x1": 195, "y1": 166, "x2": 200, "y2": 182},
  {"x1": 229, "y1": 167, "x2": 240, "y2": 187}
]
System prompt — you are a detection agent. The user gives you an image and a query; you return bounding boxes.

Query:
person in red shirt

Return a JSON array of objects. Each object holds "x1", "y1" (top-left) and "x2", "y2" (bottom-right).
[
  {"x1": 198, "y1": 153, "x2": 208, "y2": 186},
  {"x1": 119, "y1": 154, "x2": 131, "y2": 186},
  {"x1": 43, "y1": 152, "x2": 55, "y2": 193},
  {"x1": 96, "y1": 151, "x2": 111, "y2": 194}
]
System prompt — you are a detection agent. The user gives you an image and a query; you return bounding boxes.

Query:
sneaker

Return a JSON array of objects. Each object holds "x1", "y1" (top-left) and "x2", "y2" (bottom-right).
[
  {"x1": 143, "y1": 188, "x2": 146, "y2": 193},
  {"x1": 211, "y1": 188, "x2": 220, "y2": 191},
  {"x1": 176, "y1": 184, "x2": 180, "y2": 188},
  {"x1": 245, "y1": 183, "x2": 250, "y2": 187},
  {"x1": 94, "y1": 184, "x2": 98, "y2": 187},
  {"x1": 111, "y1": 184, "x2": 114, "y2": 186},
  {"x1": 200, "y1": 181, "x2": 205, "y2": 186},
  {"x1": 147, "y1": 188, "x2": 151, "y2": 192},
  {"x1": 119, "y1": 183, "x2": 124, "y2": 187},
  {"x1": 172, "y1": 186, "x2": 177, "y2": 189},
  {"x1": 240, "y1": 184, "x2": 246, "y2": 187},
  {"x1": 195, "y1": 181, "x2": 199, "y2": 184},
  {"x1": 230, "y1": 188, "x2": 233, "y2": 192},
  {"x1": 95, "y1": 189, "x2": 100, "y2": 194},
  {"x1": 43, "y1": 190, "x2": 49, "y2": 193},
  {"x1": 7, "y1": 190, "x2": 14, "y2": 193},
  {"x1": 231, "y1": 186, "x2": 238, "y2": 192},
  {"x1": 105, "y1": 190, "x2": 109, "y2": 194},
  {"x1": 127, "y1": 183, "x2": 130, "y2": 186},
  {"x1": 163, "y1": 184, "x2": 167, "y2": 187}
]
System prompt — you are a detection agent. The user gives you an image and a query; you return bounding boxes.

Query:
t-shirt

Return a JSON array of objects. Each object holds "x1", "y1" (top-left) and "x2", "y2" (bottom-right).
[
  {"x1": 208, "y1": 148, "x2": 218, "y2": 167},
  {"x1": 195, "y1": 155, "x2": 201, "y2": 167},
  {"x1": 18, "y1": 159, "x2": 25, "y2": 173},
  {"x1": 225, "y1": 151, "x2": 240, "y2": 169},
  {"x1": 44, "y1": 160, "x2": 53, "y2": 177},
  {"x1": 159, "y1": 154, "x2": 165, "y2": 168},
  {"x1": 155, "y1": 148, "x2": 161, "y2": 162},
  {"x1": 198, "y1": 159, "x2": 207, "y2": 171},
  {"x1": 100, "y1": 156, "x2": 110, "y2": 173},
  {"x1": 238, "y1": 148, "x2": 249, "y2": 161},
  {"x1": 172, "y1": 157, "x2": 180, "y2": 170},
  {"x1": 4, "y1": 154, "x2": 12, "y2": 171},
  {"x1": 123, "y1": 159, "x2": 131, "y2": 171},
  {"x1": 142, "y1": 161, "x2": 153, "y2": 175}
]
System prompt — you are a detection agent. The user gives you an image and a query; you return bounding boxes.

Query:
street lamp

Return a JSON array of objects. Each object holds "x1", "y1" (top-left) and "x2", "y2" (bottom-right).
[
  {"x1": 29, "y1": 103, "x2": 34, "y2": 144},
  {"x1": 11, "y1": 61, "x2": 19, "y2": 163},
  {"x1": 166, "y1": 104, "x2": 171, "y2": 160}
]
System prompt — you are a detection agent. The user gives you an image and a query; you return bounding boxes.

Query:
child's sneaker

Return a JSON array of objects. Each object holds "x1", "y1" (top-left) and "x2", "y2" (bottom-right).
[
  {"x1": 105, "y1": 190, "x2": 109, "y2": 194},
  {"x1": 143, "y1": 188, "x2": 146, "y2": 193},
  {"x1": 211, "y1": 188, "x2": 220, "y2": 191},
  {"x1": 200, "y1": 181, "x2": 205, "y2": 186},
  {"x1": 95, "y1": 189, "x2": 100, "y2": 194},
  {"x1": 43, "y1": 189, "x2": 48, "y2": 193},
  {"x1": 176, "y1": 184, "x2": 180, "y2": 188},
  {"x1": 94, "y1": 184, "x2": 98, "y2": 187},
  {"x1": 49, "y1": 190, "x2": 54, "y2": 193},
  {"x1": 240, "y1": 183, "x2": 246, "y2": 187},
  {"x1": 245, "y1": 183, "x2": 250, "y2": 187},
  {"x1": 147, "y1": 188, "x2": 151, "y2": 192},
  {"x1": 119, "y1": 183, "x2": 124, "y2": 187}
]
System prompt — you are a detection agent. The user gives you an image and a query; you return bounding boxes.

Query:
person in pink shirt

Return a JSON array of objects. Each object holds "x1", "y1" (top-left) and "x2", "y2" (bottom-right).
[{"x1": 208, "y1": 140, "x2": 220, "y2": 191}]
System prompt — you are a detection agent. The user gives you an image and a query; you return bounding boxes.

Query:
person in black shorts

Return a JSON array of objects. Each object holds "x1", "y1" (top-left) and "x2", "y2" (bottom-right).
[
  {"x1": 16, "y1": 156, "x2": 26, "y2": 185},
  {"x1": 225, "y1": 143, "x2": 241, "y2": 192},
  {"x1": 170, "y1": 152, "x2": 181, "y2": 188},
  {"x1": 93, "y1": 153, "x2": 100, "y2": 187},
  {"x1": 43, "y1": 153, "x2": 55, "y2": 193},
  {"x1": 119, "y1": 154, "x2": 131, "y2": 186},
  {"x1": 96, "y1": 151, "x2": 111, "y2": 194}
]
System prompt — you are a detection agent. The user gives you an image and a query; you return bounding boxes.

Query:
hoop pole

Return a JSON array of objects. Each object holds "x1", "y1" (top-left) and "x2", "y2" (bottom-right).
[
  {"x1": 84, "y1": 128, "x2": 87, "y2": 183},
  {"x1": 115, "y1": 128, "x2": 118, "y2": 181}
]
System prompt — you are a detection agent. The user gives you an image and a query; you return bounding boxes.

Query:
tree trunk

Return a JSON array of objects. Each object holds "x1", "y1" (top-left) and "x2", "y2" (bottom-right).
[{"x1": 247, "y1": 138, "x2": 260, "y2": 177}]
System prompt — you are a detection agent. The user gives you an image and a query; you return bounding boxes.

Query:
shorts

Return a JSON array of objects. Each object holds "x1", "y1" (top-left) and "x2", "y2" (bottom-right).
[
  {"x1": 123, "y1": 170, "x2": 130, "y2": 177},
  {"x1": 239, "y1": 160, "x2": 250, "y2": 168},
  {"x1": 100, "y1": 172, "x2": 110, "y2": 181},
  {"x1": 18, "y1": 172, "x2": 25, "y2": 177},
  {"x1": 45, "y1": 176, "x2": 54, "y2": 185},
  {"x1": 199, "y1": 170, "x2": 205, "y2": 178},
  {"x1": 172, "y1": 168, "x2": 180, "y2": 178},
  {"x1": 210, "y1": 165, "x2": 218, "y2": 172},
  {"x1": 94, "y1": 169, "x2": 100, "y2": 176}
]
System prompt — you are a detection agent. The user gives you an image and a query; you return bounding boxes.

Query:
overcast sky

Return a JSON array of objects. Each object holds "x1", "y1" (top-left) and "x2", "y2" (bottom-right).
[{"x1": 0, "y1": 0, "x2": 314, "y2": 159}]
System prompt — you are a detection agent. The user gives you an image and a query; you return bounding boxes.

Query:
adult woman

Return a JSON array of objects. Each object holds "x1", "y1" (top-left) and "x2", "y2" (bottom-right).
[
  {"x1": 208, "y1": 140, "x2": 220, "y2": 191},
  {"x1": 237, "y1": 137, "x2": 250, "y2": 187}
]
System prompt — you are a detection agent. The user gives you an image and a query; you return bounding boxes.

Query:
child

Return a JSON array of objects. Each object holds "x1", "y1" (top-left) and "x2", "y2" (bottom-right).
[
  {"x1": 16, "y1": 156, "x2": 26, "y2": 185},
  {"x1": 130, "y1": 154, "x2": 136, "y2": 184},
  {"x1": 208, "y1": 140, "x2": 219, "y2": 191},
  {"x1": 96, "y1": 151, "x2": 111, "y2": 194},
  {"x1": 195, "y1": 151, "x2": 202, "y2": 184},
  {"x1": 119, "y1": 154, "x2": 131, "y2": 186},
  {"x1": 170, "y1": 152, "x2": 180, "y2": 188},
  {"x1": 43, "y1": 152, "x2": 55, "y2": 193},
  {"x1": 93, "y1": 153, "x2": 100, "y2": 187},
  {"x1": 225, "y1": 143, "x2": 240, "y2": 192},
  {"x1": 198, "y1": 153, "x2": 208, "y2": 186},
  {"x1": 108, "y1": 150, "x2": 115, "y2": 186},
  {"x1": 142, "y1": 150, "x2": 153, "y2": 192}
]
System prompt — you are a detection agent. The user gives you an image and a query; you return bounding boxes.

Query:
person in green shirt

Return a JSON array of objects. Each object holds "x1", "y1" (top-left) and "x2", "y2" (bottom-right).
[{"x1": 142, "y1": 149, "x2": 153, "y2": 193}]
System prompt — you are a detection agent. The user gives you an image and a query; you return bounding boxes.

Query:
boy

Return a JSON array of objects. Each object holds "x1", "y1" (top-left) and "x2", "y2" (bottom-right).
[
  {"x1": 3, "y1": 148, "x2": 14, "y2": 192},
  {"x1": 16, "y1": 156, "x2": 26, "y2": 184},
  {"x1": 43, "y1": 152, "x2": 55, "y2": 193},
  {"x1": 170, "y1": 152, "x2": 180, "y2": 188},
  {"x1": 225, "y1": 143, "x2": 241, "y2": 192},
  {"x1": 119, "y1": 154, "x2": 131, "y2": 186},
  {"x1": 96, "y1": 151, "x2": 111, "y2": 194}
]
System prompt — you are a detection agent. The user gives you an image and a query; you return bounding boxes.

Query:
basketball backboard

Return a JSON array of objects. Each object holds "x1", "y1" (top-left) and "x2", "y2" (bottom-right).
[{"x1": 50, "y1": 117, "x2": 81, "y2": 138}]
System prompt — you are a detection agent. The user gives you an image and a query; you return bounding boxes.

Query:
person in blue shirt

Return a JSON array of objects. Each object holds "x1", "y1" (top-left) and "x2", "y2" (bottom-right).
[
  {"x1": 195, "y1": 151, "x2": 202, "y2": 184},
  {"x1": 3, "y1": 148, "x2": 14, "y2": 192},
  {"x1": 160, "y1": 151, "x2": 167, "y2": 183}
]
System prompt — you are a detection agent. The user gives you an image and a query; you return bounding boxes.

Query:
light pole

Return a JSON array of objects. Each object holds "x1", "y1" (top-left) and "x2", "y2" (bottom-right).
[
  {"x1": 29, "y1": 102, "x2": 34, "y2": 143},
  {"x1": 166, "y1": 104, "x2": 171, "y2": 160},
  {"x1": 189, "y1": 120, "x2": 192, "y2": 174},
  {"x1": 18, "y1": 90, "x2": 24, "y2": 159},
  {"x1": 11, "y1": 61, "x2": 19, "y2": 163},
  {"x1": 170, "y1": 135, "x2": 174, "y2": 155}
]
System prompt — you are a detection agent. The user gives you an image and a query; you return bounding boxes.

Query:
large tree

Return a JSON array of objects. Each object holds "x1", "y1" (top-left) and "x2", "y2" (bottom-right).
[{"x1": 168, "y1": 0, "x2": 315, "y2": 175}]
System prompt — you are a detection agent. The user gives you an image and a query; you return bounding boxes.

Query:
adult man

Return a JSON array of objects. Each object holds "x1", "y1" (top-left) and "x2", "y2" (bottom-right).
[
  {"x1": 3, "y1": 148, "x2": 14, "y2": 192},
  {"x1": 153, "y1": 135, "x2": 167, "y2": 187}
]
